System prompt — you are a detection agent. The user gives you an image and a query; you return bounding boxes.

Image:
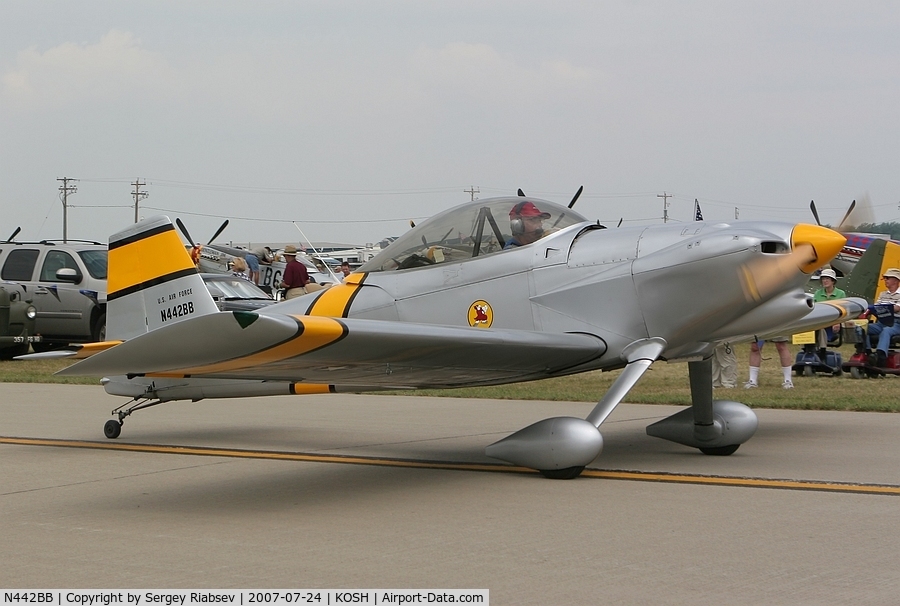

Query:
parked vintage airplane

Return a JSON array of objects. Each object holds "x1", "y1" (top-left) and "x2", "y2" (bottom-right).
[
  {"x1": 197, "y1": 242, "x2": 334, "y2": 290},
  {"x1": 33, "y1": 196, "x2": 866, "y2": 478},
  {"x1": 809, "y1": 198, "x2": 900, "y2": 276},
  {"x1": 173, "y1": 219, "x2": 335, "y2": 290}
]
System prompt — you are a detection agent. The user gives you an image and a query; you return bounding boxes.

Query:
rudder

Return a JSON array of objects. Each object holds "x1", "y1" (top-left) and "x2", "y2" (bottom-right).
[{"x1": 107, "y1": 215, "x2": 218, "y2": 341}]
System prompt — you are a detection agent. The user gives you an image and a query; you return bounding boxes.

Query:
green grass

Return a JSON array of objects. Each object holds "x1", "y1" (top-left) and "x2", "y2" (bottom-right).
[
  {"x1": 0, "y1": 358, "x2": 99, "y2": 385},
  {"x1": 1, "y1": 344, "x2": 897, "y2": 411},
  {"x1": 387, "y1": 344, "x2": 900, "y2": 412}
]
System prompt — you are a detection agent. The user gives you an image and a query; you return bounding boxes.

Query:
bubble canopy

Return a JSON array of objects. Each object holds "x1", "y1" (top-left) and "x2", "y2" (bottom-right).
[{"x1": 360, "y1": 197, "x2": 589, "y2": 273}]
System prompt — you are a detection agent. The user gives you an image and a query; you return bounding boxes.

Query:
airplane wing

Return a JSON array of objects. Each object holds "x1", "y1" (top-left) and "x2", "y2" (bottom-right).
[
  {"x1": 58, "y1": 311, "x2": 607, "y2": 388},
  {"x1": 758, "y1": 296, "x2": 867, "y2": 340}
]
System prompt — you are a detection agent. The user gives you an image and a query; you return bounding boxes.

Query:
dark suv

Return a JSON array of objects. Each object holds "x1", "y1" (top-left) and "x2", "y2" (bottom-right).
[{"x1": 0, "y1": 240, "x2": 107, "y2": 349}]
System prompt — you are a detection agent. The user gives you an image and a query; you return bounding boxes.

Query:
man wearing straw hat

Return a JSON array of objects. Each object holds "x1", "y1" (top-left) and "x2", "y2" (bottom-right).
[{"x1": 278, "y1": 245, "x2": 310, "y2": 300}]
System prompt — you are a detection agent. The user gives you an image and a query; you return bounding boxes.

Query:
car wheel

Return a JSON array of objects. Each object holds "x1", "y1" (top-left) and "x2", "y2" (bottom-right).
[
  {"x1": 0, "y1": 343, "x2": 29, "y2": 360},
  {"x1": 31, "y1": 342, "x2": 61, "y2": 353},
  {"x1": 92, "y1": 313, "x2": 106, "y2": 342}
]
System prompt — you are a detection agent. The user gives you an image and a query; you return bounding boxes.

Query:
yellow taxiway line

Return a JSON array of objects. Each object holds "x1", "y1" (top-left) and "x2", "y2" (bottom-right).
[{"x1": 3, "y1": 435, "x2": 900, "y2": 496}]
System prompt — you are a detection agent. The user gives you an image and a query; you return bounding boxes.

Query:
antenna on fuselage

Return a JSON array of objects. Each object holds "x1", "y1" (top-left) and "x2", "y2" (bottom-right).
[{"x1": 292, "y1": 222, "x2": 342, "y2": 284}]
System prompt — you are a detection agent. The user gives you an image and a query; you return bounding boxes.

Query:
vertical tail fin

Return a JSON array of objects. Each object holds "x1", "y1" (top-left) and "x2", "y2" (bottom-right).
[{"x1": 107, "y1": 215, "x2": 218, "y2": 341}]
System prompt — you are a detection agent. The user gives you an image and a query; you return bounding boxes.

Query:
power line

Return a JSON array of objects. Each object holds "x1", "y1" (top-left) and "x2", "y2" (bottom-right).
[{"x1": 141, "y1": 206, "x2": 429, "y2": 224}]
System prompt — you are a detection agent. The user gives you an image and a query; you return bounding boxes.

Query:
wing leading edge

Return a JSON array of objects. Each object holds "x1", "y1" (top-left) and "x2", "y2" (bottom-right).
[{"x1": 59, "y1": 311, "x2": 607, "y2": 388}]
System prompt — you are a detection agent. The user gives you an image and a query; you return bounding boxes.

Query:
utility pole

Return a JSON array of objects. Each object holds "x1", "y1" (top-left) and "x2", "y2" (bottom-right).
[
  {"x1": 657, "y1": 191, "x2": 671, "y2": 223},
  {"x1": 131, "y1": 179, "x2": 149, "y2": 223},
  {"x1": 464, "y1": 186, "x2": 480, "y2": 201},
  {"x1": 57, "y1": 177, "x2": 77, "y2": 242}
]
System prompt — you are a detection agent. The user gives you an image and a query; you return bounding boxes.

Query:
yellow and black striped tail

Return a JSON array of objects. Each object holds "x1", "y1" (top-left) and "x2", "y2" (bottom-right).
[{"x1": 107, "y1": 215, "x2": 218, "y2": 341}]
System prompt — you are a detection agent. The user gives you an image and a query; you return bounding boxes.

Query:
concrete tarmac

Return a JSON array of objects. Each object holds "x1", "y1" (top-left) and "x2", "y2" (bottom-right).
[{"x1": 2, "y1": 383, "x2": 899, "y2": 604}]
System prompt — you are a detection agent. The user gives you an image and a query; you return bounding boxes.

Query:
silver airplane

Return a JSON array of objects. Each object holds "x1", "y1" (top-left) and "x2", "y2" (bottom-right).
[{"x1": 39, "y1": 196, "x2": 866, "y2": 479}]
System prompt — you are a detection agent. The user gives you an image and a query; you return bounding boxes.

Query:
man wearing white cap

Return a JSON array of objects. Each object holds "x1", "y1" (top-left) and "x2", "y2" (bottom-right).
[{"x1": 860, "y1": 268, "x2": 900, "y2": 366}]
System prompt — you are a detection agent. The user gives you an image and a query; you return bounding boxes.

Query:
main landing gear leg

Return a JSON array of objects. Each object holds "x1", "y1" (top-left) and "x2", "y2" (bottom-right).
[
  {"x1": 485, "y1": 338, "x2": 668, "y2": 479},
  {"x1": 647, "y1": 357, "x2": 758, "y2": 453},
  {"x1": 103, "y1": 398, "x2": 165, "y2": 439}
]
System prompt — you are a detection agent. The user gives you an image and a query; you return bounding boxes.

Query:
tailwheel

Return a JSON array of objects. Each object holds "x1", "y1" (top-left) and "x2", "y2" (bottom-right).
[
  {"x1": 699, "y1": 444, "x2": 740, "y2": 456},
  {"x1": 104, "y1": 419, "x2": 122, "y2": 439},
  {"x1": 539, "y1": 466, "x2": 585, "y2": 480}
]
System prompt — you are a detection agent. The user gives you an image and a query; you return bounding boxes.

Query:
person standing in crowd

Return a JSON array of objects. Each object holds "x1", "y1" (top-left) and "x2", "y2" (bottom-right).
[
  {"x1": 278, "y1": 245, "x2": 309, "y2": 300},
  {"x1": 229, "y1": 256, "x2": 249, "y2": 279},
  {"x1": 745, "y1": 338, "x2": 794, "y2": 389},
  {"x1": 711, "y1": 342, "x2": 737, "y2": 388},
  {"x1": 340, "y1": 261, "x2": 352, "y2": 280},
  {"x1": 245, "y1": 246, "x2": 273, "y2": 286}
]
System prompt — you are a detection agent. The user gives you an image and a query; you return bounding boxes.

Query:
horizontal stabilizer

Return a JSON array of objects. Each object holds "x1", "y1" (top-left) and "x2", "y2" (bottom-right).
[{"x1": 16, "y1": 340, "x2": 122, "y2": 361}]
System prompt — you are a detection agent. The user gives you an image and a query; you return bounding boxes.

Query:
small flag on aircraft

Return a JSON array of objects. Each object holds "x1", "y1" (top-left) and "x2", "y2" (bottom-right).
[{"x1": 694, "y1": 199, "x2": 703, "y2": 221}]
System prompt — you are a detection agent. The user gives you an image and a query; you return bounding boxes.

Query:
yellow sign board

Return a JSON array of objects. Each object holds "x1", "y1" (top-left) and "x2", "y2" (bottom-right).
[{"x1": 791, "y1": 331, "x2": 816, "y2": 345}]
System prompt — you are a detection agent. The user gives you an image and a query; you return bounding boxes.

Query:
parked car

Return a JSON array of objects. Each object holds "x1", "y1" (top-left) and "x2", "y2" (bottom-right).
[
  {"x1": 200, "y1": 273, "x2": 276, "y2": 311},
  {"x1": 0, "y1": 240, "x2": 107, "y2": 349},
  {"x1": 0, "y1": 282, "x2": 40, "y2": 359}
]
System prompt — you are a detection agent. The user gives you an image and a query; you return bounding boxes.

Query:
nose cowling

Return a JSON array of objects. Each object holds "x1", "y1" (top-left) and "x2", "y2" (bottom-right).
[{"x1": 791, "y1": 224, "x2": 847, "y2": 274}]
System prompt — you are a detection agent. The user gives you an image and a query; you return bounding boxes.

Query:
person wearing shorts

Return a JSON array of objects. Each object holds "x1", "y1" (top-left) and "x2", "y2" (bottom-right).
[{"x1": 745, "y1": 337, "x2": 794, "y2": 390}]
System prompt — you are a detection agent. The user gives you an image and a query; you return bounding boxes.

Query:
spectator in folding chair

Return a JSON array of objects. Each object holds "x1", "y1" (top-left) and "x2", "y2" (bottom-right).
[{"x1": 856, "y1": 268, "x2": 900, "y2": 367}]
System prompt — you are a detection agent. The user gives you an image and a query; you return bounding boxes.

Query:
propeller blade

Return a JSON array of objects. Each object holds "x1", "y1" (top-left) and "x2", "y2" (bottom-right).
[
  {"x1": 837, "y1": 195, "x2": 876, "y2": 233},
  {"x1": 517, "y1": 189, "x2": 525, "y2": 197},
  {"x1": 739, "y1": 244, "x2": 817, "y2": 302},
  {"x1": 809, "y1": 200, "x2": 821, "y2": 226},
  {"x1": 5, "y1": 226, "x2": 21, "y2": 242},
  {"x1": 568, "y1": 185, "x2": 583, "y2": 209},
  {"x1": 837, "y1": 200, "x2": 857, "y2": 231},
  {"x1": 175, "y1": 218, "x2": 195, "y2": 245},
  {"x1": 206, "y1": 219, "x2": 229, "y2": 245}
]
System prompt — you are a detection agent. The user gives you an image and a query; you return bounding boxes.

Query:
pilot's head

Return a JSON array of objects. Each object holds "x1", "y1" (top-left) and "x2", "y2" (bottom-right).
[{"x1": 510, "y1": 201, "x2": 551, "y2": 244}]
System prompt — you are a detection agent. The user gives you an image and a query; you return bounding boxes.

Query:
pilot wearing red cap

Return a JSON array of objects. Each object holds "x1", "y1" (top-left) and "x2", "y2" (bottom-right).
[{"x1": 504, "y1": 201, "x2": 552, "y2": 249}]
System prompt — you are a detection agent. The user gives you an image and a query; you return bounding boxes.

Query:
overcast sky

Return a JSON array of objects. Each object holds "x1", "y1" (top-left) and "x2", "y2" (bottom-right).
[{"x1": 2, "y1": 1, "x2": 899, "y2": 246}]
